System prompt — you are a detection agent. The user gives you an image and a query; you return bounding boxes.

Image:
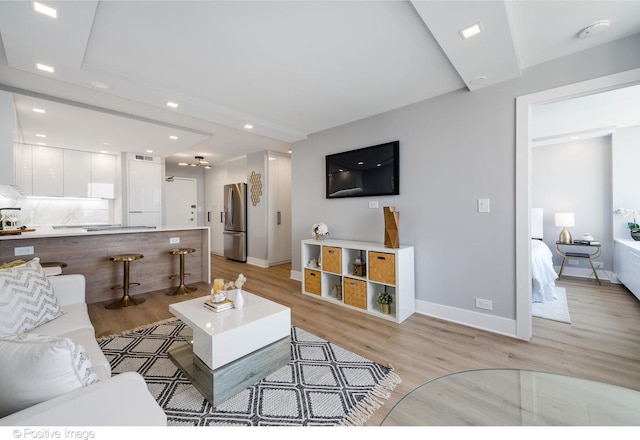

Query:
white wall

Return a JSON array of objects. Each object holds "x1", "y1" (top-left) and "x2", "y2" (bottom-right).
[
  {"x1": 612, "y1": 125, "x2": 640, "y2": 240},
  {"x1": 532, "y1": 136, "x2": 613, "y2": 272},
  {"x1": 291, "y1": 34, "x2": 640, "y2": 337}
]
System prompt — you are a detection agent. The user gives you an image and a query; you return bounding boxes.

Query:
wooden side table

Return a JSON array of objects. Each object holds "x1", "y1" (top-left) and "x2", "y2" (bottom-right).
[{"x1": 555, "y1": 241, "x2": 602, "y2": 285}]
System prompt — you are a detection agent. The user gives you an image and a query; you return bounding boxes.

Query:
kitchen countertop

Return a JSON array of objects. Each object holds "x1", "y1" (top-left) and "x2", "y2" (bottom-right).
[{"x1": 0, "y1": 225, "x2": 210, "y2": 240}]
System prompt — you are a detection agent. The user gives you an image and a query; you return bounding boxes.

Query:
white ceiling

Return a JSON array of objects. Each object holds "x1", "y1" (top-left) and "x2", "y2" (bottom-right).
[{"x1": 1, "y1": 1, "x2": 639, "y2": 166}]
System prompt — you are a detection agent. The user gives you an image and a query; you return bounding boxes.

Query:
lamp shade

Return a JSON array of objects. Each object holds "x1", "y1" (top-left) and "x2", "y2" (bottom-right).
[{"x1": 555, "y1": 212, "x2": 575, "y2": 227}]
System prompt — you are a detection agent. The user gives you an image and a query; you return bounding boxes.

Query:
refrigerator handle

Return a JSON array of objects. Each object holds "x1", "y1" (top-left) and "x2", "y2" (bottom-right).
[
  {"x1": 227, "y1": 187, "x2": 234, "y2": 225},
  {"x1": 220, "y1": 212, "x2": 224, "y2": 223},
  {"x1": 207, "y1": 211, "x2": 211, "y2": 222},
  {"x1": 277, "y1": 211, "x2": 281, "y2": 225}
]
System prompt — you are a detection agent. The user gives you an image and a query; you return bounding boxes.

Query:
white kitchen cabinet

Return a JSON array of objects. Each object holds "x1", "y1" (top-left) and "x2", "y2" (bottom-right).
[
  {"x1": 13, "y1": 143, "x2": 33, "y2": 195},
  {"x1": 32, "y1": 146, "x2": 63, "y2": 197},
  {"x1": 63, "y1": 149, "x2": 91, "y2": 197},
  {"x1": 127, "y1": 155, "x2": 161, "y2": 226},
  {"x1": 90, "y1": 153, "x2": 116, "y2": 199}
]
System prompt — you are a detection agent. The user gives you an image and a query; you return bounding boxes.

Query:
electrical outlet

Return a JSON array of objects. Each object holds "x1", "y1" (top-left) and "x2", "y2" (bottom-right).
[
  {"x1": 170, "y1": 237, "x2": 180, "y2": 244},
  {"x1": 14, "y1": 246, "x2": 34, "y2": 256},
  {"x1": 593, "y1": 261, "x2": 604, "y2": 269},
  {"x1": 475, "y1": 298, "x2": 493, "y2": 310}
]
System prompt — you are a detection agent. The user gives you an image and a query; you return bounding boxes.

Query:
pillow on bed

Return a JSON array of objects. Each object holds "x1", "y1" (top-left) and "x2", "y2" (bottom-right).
[
  {"x1": 0, "y1": 257, "x2": 64, "y2": 334},
  {"x1": 0, "y1": 333, "x2": 99, "y2": 417}
]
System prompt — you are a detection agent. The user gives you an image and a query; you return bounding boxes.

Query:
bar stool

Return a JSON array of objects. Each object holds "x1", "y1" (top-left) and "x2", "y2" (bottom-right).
[
  {"x1": 167, "y1": 248, "x2": 196, "y2": 296},
  {"x1": 106, "y1": 254, "x2": 145, "y2": 309}
]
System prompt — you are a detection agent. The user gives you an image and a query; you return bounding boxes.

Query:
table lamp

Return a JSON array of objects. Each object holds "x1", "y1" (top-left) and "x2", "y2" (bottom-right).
[{"x1": 555, "y1": 212, "x2": 575, "y2": 244}]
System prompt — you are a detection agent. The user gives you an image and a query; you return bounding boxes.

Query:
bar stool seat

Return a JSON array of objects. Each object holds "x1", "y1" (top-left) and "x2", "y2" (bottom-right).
[
  {"x1": 167, "y1": 248, "x2": 197, "y2": 296},
  {"x1": 106, "y1": 254, "x2": 145, "y2": 309}
]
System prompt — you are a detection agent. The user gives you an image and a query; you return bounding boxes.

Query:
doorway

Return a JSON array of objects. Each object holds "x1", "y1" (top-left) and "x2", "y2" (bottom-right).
[
  {"x1": 165, "y1": 177, "x2": 197, "y2": 227},
  {"x1": 515, "y1": 68, "x2": 640, "y2": 341}
]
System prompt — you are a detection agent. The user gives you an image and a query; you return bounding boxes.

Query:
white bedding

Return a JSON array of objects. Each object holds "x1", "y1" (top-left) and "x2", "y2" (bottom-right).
[{"x1": 531, "y1": 239, "x2": 558, "y2": 303}]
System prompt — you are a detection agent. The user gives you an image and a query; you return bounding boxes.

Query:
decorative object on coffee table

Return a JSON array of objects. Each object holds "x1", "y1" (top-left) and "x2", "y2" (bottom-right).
[
  {"x1": 384, "y1": 206, "x2": 399, "y2": 248},
  {"x1": 211, "y1": 278, "x2": 226, "y2": 303}
]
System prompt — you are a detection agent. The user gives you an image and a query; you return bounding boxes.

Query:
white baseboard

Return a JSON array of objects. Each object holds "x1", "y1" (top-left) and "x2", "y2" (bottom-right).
[
  {"x1": 415, "y1": 299, "x2": 519, "y2": 339},
  {"x1": 246, "y1": 257, "x2": 269, "y2": 268},
  {"x1": 291, "y1": 270, "x2": 302, "y2": 282}
]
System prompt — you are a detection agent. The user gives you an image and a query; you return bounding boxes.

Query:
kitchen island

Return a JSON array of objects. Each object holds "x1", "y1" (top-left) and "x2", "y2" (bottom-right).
[{"x1": 0, "y1": 226, "x2": 210, "y2": 304}]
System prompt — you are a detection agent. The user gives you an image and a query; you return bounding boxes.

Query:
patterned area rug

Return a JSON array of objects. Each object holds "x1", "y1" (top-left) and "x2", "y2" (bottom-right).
[{"x1": 98, "y1": 318, "x2": 400, "y2": 426}]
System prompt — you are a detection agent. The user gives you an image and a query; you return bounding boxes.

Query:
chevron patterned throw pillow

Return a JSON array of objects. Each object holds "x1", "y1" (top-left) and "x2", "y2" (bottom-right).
[{"x1": 0, "y1": 257, "x2": 64, "y2": 334}]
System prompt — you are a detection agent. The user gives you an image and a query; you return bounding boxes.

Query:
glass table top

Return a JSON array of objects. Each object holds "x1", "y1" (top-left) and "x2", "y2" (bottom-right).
[{"x1": 381, "y1": 369, "x2": 640, "y2": 426}]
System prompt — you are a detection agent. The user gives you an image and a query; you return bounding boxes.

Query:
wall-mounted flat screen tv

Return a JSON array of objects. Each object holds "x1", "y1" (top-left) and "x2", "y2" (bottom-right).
[{"x1": 326, "y1": 141, "x2": 399, "y2": 199}]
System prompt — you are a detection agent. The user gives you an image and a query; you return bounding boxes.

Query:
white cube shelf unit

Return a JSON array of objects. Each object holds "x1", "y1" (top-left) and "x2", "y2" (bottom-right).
[{"x1": 301, "y1": 238, "x2": 415, "y2": 323}]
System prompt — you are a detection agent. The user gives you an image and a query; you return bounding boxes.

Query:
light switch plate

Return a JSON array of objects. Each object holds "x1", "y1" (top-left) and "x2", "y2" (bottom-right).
[
  {"x1": 170, "y1": 237, "x2": 180, "y2": 244},
  {"x1": 368, "y1": 201, "x2": 379, "y2": 209},
  {"x1": 15, "y1": 246, "x2": 34, "y2": 256},
  {"x1": 478, "y1": 198, "x2": 490, "y2": 213}
]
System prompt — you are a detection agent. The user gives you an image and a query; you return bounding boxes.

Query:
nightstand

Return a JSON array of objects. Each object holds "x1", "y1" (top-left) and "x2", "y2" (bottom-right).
[{"x1": 555, "y1": 241, "x2": 602, "y2": 285}]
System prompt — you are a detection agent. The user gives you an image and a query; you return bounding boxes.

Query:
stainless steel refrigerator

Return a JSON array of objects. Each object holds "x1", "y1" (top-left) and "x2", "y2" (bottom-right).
[{"x1": 223, "y1": 183, "x2": 247, "y2": 262}]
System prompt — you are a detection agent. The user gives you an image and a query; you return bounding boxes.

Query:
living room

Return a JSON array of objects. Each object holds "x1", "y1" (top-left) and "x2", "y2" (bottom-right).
[{"x1": 2, "y1": 0, "x2": 640, "y2": 431}]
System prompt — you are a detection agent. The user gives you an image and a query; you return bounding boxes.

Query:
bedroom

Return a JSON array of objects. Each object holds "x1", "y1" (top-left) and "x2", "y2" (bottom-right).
[{"x1": 529, "y1": 83, "x2": 640, "y2": 321}]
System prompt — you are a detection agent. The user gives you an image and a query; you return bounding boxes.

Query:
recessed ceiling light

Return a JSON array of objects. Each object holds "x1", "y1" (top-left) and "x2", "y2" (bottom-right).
[
  {"x1": 37, "y1": 142, "x2": 46, "y2": 146},
  {"x1": 244, "y1": 124, "x2": 254, "y2": 129},
  {"x1": 178, "y1": 162, "x2": 188, "y2": 166},
  {"x1": 146, "y1": 150, "x2": 154, "y2": 153},
  {"x1": 570, "y1": 136, "x2": 580, "y2": 140},
  {"x1": 32, "y1": 108, "x2": 46, "y2": 114},
  {"x1": 469, "y1": 76, "x2": 487, "y2": 86},
  {"x1": 91, "y1": 81, "x2": 109, "y2": 89},
  {"x1": 460, "y1": 22, "x2": 482, "y2": 40},
  {"x1": 166, "y1": 102, "x2": 179, "y2": 108},
  {"x1": 36, "y1": 133, "x2": 46, "y2": 138},
  {"x1": 169, "y1": 135, "x2": 178, "y2": 140},
  {"x1": 100, "y1": 150, "x2": 108, "y2": 154},
  {"x1": 36, "y1": 63, "x2": 54, "y2": 73},
  {"x1": 33, "y1": 2, "x2": 57, "y2": 19},
  {"x1": 102, "y1": 142, "x2": 111, "y2": 146}
]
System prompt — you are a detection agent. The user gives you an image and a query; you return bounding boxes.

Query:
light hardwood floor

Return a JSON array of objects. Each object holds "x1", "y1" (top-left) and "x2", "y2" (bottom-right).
[{"x1": 88, "y1": 255, "x2": 640, "y2": 426}]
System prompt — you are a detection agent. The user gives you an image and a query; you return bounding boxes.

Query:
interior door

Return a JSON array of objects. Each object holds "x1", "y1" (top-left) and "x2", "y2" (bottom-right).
[{"x1": 165, "y1": 177, "x2": 197, "y2": 227}]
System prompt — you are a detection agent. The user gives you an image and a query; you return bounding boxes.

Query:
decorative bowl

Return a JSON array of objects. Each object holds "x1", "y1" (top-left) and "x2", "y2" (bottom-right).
[{"x1": 211, "y1": 291, "x2": 227, "y2": 303}]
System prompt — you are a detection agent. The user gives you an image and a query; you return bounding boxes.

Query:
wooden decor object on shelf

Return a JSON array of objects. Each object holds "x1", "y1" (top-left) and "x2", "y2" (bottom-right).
[{"x1": 384, "y1": 206, "x2": 400, "y2": 249}]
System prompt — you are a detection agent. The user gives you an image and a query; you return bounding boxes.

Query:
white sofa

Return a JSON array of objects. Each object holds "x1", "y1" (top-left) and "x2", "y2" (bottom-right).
[{"x1": 0, "y1": 274, "x2": 166, "y2": 426}]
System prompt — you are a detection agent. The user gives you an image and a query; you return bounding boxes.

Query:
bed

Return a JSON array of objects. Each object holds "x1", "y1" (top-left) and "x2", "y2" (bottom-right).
[{"x1": 531, "y1": 208, "x2": 558, "y2": 303}]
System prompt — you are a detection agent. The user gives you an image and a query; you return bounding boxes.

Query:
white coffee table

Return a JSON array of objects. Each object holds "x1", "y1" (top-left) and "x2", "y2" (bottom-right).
[{"x1": 168, "y1": 290, "x2": 291, "y2": 406}]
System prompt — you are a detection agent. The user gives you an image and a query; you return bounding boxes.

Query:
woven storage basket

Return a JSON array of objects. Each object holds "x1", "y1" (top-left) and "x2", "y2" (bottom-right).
[
  {"x1": 344, "y1": 277, "x2": 367, "y2": 309},
  {"x1": 369, "y1": 251, "x2": 396, "y2": 285},
  {"x1": 304, "y1": 269, "x2": 322, "y2": 295},
  {"x1": 322, "y1": 246, "x2": 342, "y2": 274}
]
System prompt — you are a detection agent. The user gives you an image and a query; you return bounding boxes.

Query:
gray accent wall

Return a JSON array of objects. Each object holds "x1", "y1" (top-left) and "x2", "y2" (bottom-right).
[{"x1": 290, "y1": 34, "x2": 640, "y2": 336}]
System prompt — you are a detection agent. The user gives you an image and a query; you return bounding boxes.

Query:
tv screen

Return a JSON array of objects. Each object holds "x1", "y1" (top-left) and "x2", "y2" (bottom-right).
[{"x1": 326, "y1": 141, "x2": 399, "y2": 198}]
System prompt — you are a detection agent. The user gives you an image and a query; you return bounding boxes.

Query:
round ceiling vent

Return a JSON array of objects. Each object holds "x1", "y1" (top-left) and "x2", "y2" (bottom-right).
[{"x1": 577, "y1": 20, "x2": 610, "y2": 39}]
